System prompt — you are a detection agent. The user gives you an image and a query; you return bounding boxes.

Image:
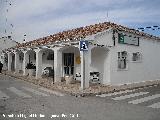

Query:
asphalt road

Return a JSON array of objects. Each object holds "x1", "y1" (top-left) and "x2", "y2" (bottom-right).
[{"x1": 0, "y1": 74, "x2": 160, "y2": 120}]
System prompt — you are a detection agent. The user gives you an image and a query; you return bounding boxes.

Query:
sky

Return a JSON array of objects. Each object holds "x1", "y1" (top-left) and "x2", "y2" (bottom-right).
[{"x1": 0, "y1": 0, "x2": 160, "y2": 43}]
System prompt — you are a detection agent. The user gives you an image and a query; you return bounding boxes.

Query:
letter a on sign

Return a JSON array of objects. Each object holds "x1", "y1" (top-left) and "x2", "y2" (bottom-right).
[{"x1": 79, "y1": 41, "x2": 88, "y2": 51}]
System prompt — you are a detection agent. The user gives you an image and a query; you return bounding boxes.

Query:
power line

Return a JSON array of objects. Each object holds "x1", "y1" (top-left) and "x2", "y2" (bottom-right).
[{"x1": 138, "y1": 26, "x2": 160, "y2": 32}]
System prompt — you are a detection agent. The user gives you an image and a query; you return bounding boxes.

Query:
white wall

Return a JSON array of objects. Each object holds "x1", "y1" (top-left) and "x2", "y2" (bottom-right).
[
  {"x1": 110, "y1": 33, "x2": 160, "y2": 85},
  {"x1": 94, "y1": 28, "x2": 114, "y2": 46},
  {"x1": 91, "y1": 29, "x2": 160, "y2": 85}
]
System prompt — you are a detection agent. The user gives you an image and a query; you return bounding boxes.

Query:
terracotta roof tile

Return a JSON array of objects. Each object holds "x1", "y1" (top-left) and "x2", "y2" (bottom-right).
[{"x1": 15, "y1": 22, "x2": 160, "y2": 49}]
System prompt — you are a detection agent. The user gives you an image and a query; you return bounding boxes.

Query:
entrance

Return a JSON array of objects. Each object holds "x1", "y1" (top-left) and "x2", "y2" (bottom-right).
[
  {"x1": 11, "y1": 54, "x2": 15, "y2": 71},
  {"x1": 63, "y1": 53, "x2": 74, "y2": 75}
]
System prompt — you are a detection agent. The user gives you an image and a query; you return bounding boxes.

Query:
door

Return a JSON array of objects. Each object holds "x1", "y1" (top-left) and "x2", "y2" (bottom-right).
[
  {"x1": 63, "y1": 53, "x2": 74, "y2": 75},
  {"x1": 11, "y1": 55, "x2": 15, "y2": 71}
]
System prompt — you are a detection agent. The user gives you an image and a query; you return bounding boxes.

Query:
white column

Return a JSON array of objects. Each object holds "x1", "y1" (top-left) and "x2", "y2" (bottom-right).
[
  {"x1": 35, "y1": 49, "x2": 42, "y2": 79},
  {"x1": 80, "y1": 51, "x2": 85, "y2": 89},
  {"x1": 1, "y1": 53, "x2": 6, "y2": 70},
  {"x1": 7, "y1": 52, "x2": 11, "y2": 71},
  {"x1": 103, "y1": 50, "x2": 111, "y2": 84},
  {"x1": 14, "y1": 52, "x2": 19, "y2": 73},
  {"x1": 53, "y1": 47, "x2": 62, "y2": 82},
  {"x1": 0, "y1": 51, "x2": 2, "y2": 62},
  {"x1": 23, "y1": 51, "x2": 28, "y2": 75},
  {"x1": 80, "y1": 48, "x2": 91, "y2": 89}
]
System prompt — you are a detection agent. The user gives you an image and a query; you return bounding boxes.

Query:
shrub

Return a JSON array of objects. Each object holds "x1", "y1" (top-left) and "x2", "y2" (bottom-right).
[{"x1": 26, "y1": 63, "x2": 36, "y2": 69}]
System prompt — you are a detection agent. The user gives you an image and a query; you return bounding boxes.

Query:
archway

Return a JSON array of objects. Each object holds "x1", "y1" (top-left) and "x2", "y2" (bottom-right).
[
  {"x1": 18, "y1": 51, "x2": 24, "y2": 73},
  {"x1": 26, "y1": 50, "x2": 36, "y2": 65},
  {"x1": 91, "y1": 47, "x2": 110, "y2": 84},
  {"x1": 60, "y1": 46, "x2": 80, "y2": 78},
  {"x1": 10, "y1": 52, "x2": 15, "y2": 71},
  {"x1": 25, "y1": 50, "x2": 36, "y2": 76},
  {"x1": 40, "y1": 49, "x2": 54, "y2": 77},
  {"x1": 2, "y1": 52, "x2": 8, "y2": 70}
]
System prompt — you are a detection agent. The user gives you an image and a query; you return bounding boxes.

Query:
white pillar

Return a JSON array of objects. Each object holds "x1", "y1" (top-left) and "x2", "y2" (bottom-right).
[
  {"x1": 80, "y1": 51, "x2": 85, "y2": 89},
  {"x1": 0, "y1": 51, "x2": 2, "y2": 62},
  {"x1": 53, "y1": 47, "x2": 62, "y2": 82},
  {"x1": 23, "y1": 51, "x2": 28, "y2": 75},
  {"x1": 35, "y1": 49, "x2": 42, "y2": 79},
  {"x1": 1, "y1": 53, "x2": 6, "y2": 70},
  {"x1": 80, "y1": 48, "x2": 91, "y2": 89},
  {"x1": 7, "y1": 52, "x2": 11, "y2": 71},
  {"x1": 103, "y1": 50, "x2": 111, "y2": 84},
  {"x1": 14, "y1": 52, "x2": 19, "y2": 73}
]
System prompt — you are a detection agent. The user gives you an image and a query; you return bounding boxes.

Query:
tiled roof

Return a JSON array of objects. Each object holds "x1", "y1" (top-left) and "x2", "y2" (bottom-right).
[{"x1": 13, "y1": 22, "x2": 160, "y2": 49}]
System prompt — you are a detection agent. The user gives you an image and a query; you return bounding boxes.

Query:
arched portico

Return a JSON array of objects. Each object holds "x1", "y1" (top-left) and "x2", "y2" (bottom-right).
[
  {"x1": 25, "y1": 50, "x2": 36, "y2": 64},
  {"x1": 59, "y1": 46, "x2": 80, "y2": 77},
  {"x1": 2, "y1": 52, "x2": 8, "y2": 70},
  {"x1": 8, "y1": 52, "x2": 15, "y2": 72},
  {"x1": 23, "y1": 49, "x2": 36, "y2": 76},
  {"x1": 91, "y1": 47, "x2": 110, "y2": 84},
  {"x1": 19, "y1": 51, "x2": 24, "y2": 73},
  {"x1": 37, "y1": 48, "x2": 54, "y2": 78},
  {"x1": 14, "y1": 50, "x2": 24, "y2": 74}
]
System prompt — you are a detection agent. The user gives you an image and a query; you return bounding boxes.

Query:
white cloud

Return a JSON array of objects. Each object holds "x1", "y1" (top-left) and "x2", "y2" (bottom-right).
[{"x1": 0, "y1": 0, "x2": 160, "y2": 42}]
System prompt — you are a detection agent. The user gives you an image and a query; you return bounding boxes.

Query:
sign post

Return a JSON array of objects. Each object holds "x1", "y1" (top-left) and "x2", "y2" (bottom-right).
[{"x1": 79, "y1": 40, "x2": 88, "y2": 90}]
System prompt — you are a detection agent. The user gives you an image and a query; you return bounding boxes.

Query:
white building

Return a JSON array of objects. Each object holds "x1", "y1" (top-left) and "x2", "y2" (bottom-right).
[
  {"x1": 2, "y1": 22, "x2": 160, "y2": 89},
  {"x1": 0, "y1": 36, "x2": 18, "y2": 70}
]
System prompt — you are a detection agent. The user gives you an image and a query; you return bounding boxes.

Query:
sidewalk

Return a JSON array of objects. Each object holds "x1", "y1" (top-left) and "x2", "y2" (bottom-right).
[{"x1": 2, "y1": 71, "x2": 160, "y2": 97}]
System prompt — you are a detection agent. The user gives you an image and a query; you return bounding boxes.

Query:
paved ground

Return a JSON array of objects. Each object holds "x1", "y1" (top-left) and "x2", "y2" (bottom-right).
[{"x1": 0, "y1": 74, "x2": 160, "y2": 120}]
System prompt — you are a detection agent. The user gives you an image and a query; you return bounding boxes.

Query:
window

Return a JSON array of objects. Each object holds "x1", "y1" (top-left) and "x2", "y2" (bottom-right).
[
  {"x1": 118, "y1": 51, "x2": 128, "y2": 69},
  {"x1": 132, "y1": 52, "x2": 141, "y2": 62}
]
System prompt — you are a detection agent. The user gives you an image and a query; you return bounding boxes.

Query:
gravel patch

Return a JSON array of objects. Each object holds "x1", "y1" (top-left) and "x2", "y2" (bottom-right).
[{"x1": 2, "y1": 71, "x2": 160, "y2": 97}]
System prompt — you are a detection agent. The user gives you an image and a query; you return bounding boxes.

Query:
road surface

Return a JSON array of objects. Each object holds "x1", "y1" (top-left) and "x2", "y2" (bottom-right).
[{"x1": 0, "y1": 74, "x2": 160, "y2": 120}]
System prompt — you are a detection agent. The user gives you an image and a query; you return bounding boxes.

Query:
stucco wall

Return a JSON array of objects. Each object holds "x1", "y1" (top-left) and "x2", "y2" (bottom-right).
[
  {"x1": 110, "y1": 34, "x2": 160, "y2": 85},
  {"x1": 94, "y1": 28, "x2": 114, "y2": 46}
]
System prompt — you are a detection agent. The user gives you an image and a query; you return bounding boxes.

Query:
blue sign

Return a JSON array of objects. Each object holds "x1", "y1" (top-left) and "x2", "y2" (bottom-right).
[{"x1": 79, "y1": 41, "x2": 89, "y2": 51}]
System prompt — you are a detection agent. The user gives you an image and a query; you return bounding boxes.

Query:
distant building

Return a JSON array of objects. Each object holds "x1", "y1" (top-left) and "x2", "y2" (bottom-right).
[
  {"x1": 1, "y1": 22, "x2": 160, "y2": 89},
  {"x1": 0, "y1": 36, "x2": 18, "y2": 70}
]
